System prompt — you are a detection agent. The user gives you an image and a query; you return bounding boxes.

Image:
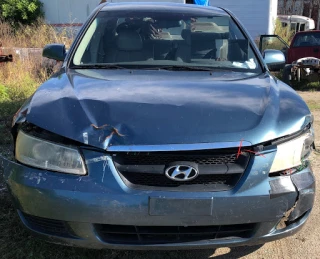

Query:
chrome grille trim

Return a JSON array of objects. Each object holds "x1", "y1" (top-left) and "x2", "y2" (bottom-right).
[{"x1": 106, "y1": 141, "x2": 252, "y2": 152}]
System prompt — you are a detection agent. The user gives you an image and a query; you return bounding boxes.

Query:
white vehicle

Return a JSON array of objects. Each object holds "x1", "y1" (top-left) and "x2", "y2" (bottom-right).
[{"x1": 277, "y1": 15, "x2": 315, "y2": 34}]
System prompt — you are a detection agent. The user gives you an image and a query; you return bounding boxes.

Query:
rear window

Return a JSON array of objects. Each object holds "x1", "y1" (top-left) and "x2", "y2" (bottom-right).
[
  {"x1": 292, "y1": 32, "x2": 320, "y2": 47},
  {"x1": 72, "y1": 10, "x2": 261, "y2": 73}
]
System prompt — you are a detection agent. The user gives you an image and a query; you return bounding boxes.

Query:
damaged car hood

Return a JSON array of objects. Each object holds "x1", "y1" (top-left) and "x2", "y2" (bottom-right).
[{"x1": 19, "y1": 69, "x2": 311, "y2": 150}]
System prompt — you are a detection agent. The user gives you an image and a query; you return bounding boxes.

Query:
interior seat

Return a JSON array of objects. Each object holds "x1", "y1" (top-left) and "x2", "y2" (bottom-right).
[
  {"x1": 190, "y1": 32, "x2": 217, "y2": 59},
  {"x1": 104, "y1": 28, "x2": 153, "y2": 63},
  {"x1": 299, "y1": 41, "x2": 311, "y2": 47},
  {"x1": 174, "y1": 29, "x2": 191, "y2": 62}
]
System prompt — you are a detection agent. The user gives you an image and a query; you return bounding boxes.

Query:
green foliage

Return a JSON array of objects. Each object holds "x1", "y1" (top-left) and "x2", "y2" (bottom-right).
[
  {"x1": 0, "y1": 84, "x2": 10, "y2": 102},
  {"x1": 274, "y1": 18, "x2": 294, "y2": 45},
  {"x1": 0, "y1": 0, "x2": 44, "y2": 25},
  {"x1": 0, "y1": 59, "x2": 42, "y2": 118},
  {"x1": 272, "y1": 71, "x2": 320, "y2": 91}
]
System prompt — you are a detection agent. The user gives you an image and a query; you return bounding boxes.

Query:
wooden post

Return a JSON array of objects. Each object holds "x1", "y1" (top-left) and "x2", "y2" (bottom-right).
[{"x1": 311, "y1": 0, "x2": 319, "y2": 29}]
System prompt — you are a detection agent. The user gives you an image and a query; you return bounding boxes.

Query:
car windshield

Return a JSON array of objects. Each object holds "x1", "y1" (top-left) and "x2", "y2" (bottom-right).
[
  {"x1": 292, "y1": 32, "x2": 320, "y2": 47},
  {"x1": 72, "y1": 9, "x2": 262, "y2": 73}
]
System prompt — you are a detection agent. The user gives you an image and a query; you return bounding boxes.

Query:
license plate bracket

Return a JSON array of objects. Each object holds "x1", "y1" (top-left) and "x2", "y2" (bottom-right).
[{"x1": 149, "y1": 197, "x2": 213, "y2": 216}]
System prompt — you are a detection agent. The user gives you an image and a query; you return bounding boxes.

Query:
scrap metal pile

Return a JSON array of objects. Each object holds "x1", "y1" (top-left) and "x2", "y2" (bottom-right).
[
  {"x1": 0, "y1": 44, "x2": 13, "y2": 63},
  {"x1": 290, "y1": 57, "x2": 320, "y2": 82}
]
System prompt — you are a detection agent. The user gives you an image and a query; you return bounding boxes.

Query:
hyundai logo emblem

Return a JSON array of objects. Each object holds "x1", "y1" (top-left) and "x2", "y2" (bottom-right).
[{"x1": 165, "y1": 165, "x2": 199, "y2": 182}]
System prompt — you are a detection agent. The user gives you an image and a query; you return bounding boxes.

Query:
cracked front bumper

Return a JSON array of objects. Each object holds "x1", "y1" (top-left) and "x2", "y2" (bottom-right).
[{"x1": 0, "y1": 150, "x2": 316, "y2": 250}]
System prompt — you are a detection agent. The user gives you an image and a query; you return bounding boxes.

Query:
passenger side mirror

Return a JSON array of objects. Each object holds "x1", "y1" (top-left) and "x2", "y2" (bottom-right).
[
  {"x1": 43, "y1": 44, "x2": 66, "y2": 61},
  {"x1": 263, "y1": 49, "x2": 286, "y2": 71}
]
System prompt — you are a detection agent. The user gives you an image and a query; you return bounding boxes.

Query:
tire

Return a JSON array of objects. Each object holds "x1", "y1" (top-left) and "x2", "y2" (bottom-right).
[{"x1": 282, "y1": 64, "x2": 292, "y2": 85}]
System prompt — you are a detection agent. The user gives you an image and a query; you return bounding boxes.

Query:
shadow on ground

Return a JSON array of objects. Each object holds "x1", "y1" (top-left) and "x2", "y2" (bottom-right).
[{"x1": 106, "y1": 245, "x2": 264, "y2": 259}]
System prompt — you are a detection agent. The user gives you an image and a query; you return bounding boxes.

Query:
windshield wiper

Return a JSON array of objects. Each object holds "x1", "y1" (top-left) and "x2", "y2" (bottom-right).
[
  {"x1": 153, "y1": 65, "x2": 218, "y2": 71},
  {"x1": 72, "y1": 64, "x2": 234, "y2": 72},
  {"x1": 71, "y1": 64, "x2": 126, "y2": 69}
]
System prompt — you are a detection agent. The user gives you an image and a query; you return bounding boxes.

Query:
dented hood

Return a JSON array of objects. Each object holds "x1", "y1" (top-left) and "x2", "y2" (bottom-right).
[{"x1": 22, "y1": 69, "x2": 310, "y2": 149}]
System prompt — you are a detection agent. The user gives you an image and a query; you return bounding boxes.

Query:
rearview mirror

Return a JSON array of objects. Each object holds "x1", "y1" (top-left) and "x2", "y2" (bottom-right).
[
  {"x1": 263, "y1": 49, "x2": 286, "y2": 71},
  {"x1": 42, "y1": 44, "x2": 66, "y2": 61}
]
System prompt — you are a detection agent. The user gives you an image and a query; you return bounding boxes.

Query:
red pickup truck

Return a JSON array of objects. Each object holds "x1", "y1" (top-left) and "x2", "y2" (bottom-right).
[
  {"x1": 260, "y1": 31, "x2": 320, "y2": 83},
  {"x1": 287, "y1": 30, "x2": 320, "y2": 63}
]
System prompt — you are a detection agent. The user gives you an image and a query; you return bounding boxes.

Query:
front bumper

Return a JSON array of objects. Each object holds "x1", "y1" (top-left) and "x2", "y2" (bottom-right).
[{"x1": 0, "y1": 148, "x2": 316, "y2": 250}]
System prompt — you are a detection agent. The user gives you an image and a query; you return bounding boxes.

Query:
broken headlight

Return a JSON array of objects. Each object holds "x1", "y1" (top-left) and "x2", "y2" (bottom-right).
[
  {"x1": 270, "y1": 129, "x2": 314, "y2": 173},
  {"x1": 15, "y1": 130, "x2": 86, "y2": 175}
]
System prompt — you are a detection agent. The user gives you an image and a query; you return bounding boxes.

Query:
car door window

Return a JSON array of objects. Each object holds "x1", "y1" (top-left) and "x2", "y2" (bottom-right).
[{"x1": 259, "y1": 35, "x2": 289, "y2": 53}]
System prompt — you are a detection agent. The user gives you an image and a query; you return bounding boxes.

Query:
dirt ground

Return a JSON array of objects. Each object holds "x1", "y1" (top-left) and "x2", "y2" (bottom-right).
[{"x1": 0, "y1": 91, "x2": 319, "y2": 259}]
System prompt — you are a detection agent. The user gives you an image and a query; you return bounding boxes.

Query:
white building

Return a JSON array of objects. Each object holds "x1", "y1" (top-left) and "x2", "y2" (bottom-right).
[
  {"x1": 41, "y1": 0, "x2": 277, "y2": 39},
  {"x1": 209, "y1": 0, "x2": 278, "y2": 40},
  {"x1": 41, "y1": 0, "x2": 185, "y2": 26},
  {"x1": 41, "y1": 0, "x2": 100, "y2": 26}
]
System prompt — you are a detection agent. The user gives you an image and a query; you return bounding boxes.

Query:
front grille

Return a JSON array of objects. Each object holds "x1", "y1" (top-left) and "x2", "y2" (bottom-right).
[
  {"x1": 115, "y1": 152, "x2": 238, "y2": 165},
  {"x1": 121, "y1": 172, "x2": 237, "y2": 187},
  {"x1": 95, "y1": 223, "x2": 256, "y2": 244},
  {"x1": 21, "y1": 212, "x2": 74, "y2": 238},
  {"x1": 112, "y1": 149, "x2": 250, "y2": 191}
]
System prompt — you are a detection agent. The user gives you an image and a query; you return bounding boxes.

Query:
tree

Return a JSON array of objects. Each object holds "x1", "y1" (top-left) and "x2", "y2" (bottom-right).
[{"x1": 1, "y1": 0, "x2": 44, "y2": 25}]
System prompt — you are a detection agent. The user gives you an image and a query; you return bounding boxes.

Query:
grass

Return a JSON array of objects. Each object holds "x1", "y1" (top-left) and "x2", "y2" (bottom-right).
[
  {"x1": 0, "y1": 20, "x2": 74, "y2": 48},
  {"x1": 292, "y1": 81, "x2": 320, "y2": 91},
  {"x1": 272, "y1": 70, "x2": 320, "y2": 91},
  {"x1": 0, "y1": 19, "x2": 75, "y2": 122},
  {"x1": 0, "y1": 21, "x2": 60, "y2": 144},
  {"x1": 0, "y1": 60, "x2": 45, "y2": 148},
  {"x1": 306, "y1": 100, "x2": 320, "y2": 111},
  {"x1": 0, "y1": 20, "x2": 103, "y2": 258}
]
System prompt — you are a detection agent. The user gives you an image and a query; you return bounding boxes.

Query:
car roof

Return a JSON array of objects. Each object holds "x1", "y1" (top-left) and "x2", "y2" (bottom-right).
[
  {"x1": 278, "y1": 14, "x2": 314, "y2": 21},
  {"x1": 100, "y1": 2, "x2": 228, "y2": 16}
]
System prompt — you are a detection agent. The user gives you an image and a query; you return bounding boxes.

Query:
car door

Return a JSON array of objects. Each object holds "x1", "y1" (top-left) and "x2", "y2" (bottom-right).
[{"x1": 259, "y1": 35, "x2": 289, "y2": 59}]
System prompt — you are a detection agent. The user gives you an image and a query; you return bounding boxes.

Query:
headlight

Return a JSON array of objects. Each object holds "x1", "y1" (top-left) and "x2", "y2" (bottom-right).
[
  {"x1": 270, "y1": 130, "x2": 314, "y2": 173},
  {"x1": 15, "y1": 130, "x2": 86, "y2": 175}
]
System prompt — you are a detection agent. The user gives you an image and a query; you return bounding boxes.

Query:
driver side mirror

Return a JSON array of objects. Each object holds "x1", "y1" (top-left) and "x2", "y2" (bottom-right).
[
  {"x1": 42, "y1": 44, "x2": 66, "y2": 61},
  {"x1": 263, "y1": 49, "x2": 286, "y2": 71}
]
